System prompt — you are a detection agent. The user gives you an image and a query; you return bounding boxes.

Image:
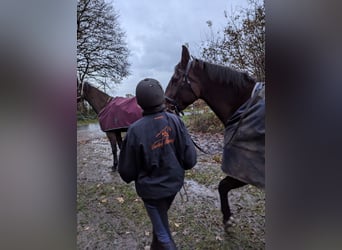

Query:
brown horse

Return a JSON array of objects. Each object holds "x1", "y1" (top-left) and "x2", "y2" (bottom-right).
[
  {"x1": 77, "y1": 81, "x2": 142, "y2": 171},
  {"x1": 165, "y1": 45, "x2": 265, "y2": 229}
]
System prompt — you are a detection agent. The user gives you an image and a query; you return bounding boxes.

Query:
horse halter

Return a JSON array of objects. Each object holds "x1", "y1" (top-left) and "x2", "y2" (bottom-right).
[
  {"x1": 183, "y1": 58, "x2": 193, "y2": 85},
  {"x1": 77, "y1": 81, "x2": 85, "y2": 102},
  {"x1": 165, "y1": 58, "x2": 198, "y2": 116},
  {"x1": 165, "y1": 95, "x2": 184, "y2": 116},
  {"x1": 181, "y1": 58, "x2": 201, "y2": 99}
]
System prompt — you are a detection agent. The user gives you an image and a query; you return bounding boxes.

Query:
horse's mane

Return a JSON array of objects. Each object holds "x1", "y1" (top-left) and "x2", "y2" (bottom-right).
[
  {"x1": 82, "y1": 81, "x2": 112, "y2": 113},
  {"x1": 202, "y1": 60, "x2": 255, "y2": 91},
  {"x1": 84, "y1": 81, "x2": 111, "y2": 97},
  {"x1": 84, "y1": 81, "x2": 96, "y2": 90}
]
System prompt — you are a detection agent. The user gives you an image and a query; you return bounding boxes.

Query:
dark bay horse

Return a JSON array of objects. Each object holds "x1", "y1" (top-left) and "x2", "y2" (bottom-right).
[
  {"x1": 165, "y1": 46, "x2": 265, "y2": 229},
  {"x1": 77, "y1": 81, "x2": 142, "y2": 171}
]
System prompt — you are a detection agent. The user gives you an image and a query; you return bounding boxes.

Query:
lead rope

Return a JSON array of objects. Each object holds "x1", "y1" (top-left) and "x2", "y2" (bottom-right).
[
  {"x1": 190, "y1": 136, "x2": 211, "y2": 154},
  {"x1": 179, "y1": 184, "x2": 189, "y2": 202}
]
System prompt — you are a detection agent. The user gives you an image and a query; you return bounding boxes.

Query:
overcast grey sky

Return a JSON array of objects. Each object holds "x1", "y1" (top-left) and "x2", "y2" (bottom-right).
[{"x1": 111, "y1": 0, "x2": 248, "y2": 96}]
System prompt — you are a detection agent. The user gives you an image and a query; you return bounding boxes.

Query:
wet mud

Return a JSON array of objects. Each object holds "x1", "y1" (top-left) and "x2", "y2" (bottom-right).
[{"x1": 77, "y1": 124, "x2": 265, "y2": 249}]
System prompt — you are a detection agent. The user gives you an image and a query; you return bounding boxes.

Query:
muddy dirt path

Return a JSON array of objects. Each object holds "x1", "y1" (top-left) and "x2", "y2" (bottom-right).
[{"x1": 77, "y1": 124, "x2": 265, "y2": 249}]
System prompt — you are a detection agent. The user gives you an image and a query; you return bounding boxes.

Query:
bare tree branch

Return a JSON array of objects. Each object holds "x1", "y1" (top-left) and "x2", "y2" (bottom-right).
[
  {"x1": 77, "y1": 0, "x2": 130, "y2": 89},
  {"x1": 200, "y1": 0, "x2": 265, "y2": 82}
]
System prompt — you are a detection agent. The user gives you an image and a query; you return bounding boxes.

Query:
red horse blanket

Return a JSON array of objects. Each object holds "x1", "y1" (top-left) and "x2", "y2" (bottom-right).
[{"x1": 98, "y1": 97, "x2": 142, "y2": 132}]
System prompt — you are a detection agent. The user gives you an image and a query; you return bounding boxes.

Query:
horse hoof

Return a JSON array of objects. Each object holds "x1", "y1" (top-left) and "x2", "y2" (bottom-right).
[{"x1": 223, "y1": 216, "x2": 236, "y2": 231}]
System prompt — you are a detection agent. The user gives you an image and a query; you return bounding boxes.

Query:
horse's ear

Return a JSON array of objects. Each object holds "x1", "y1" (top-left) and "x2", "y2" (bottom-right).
[
  {"x1": 181, "y1": 45, "x2": 190, "y2": 68},
  {"x1": 195, "y1": 58, "x2": 204, "y2": 70}
]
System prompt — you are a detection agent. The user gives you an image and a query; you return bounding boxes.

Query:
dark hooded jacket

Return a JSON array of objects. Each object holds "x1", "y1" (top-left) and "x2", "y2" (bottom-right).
[{"x1": 118, "y1": 110, "x2": 197, "y2": 200}]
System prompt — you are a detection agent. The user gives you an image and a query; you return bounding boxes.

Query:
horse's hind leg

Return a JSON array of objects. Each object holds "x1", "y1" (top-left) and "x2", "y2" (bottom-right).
[
  {"x1": 218, "y1": 176, "x2": 246, "y2": 228},
  {"x1": 115, "y1": 130, "x2": 123, "y2": 149},
  {"x1": 106, "y1": 131, "x2": 118, "y2": 172}
]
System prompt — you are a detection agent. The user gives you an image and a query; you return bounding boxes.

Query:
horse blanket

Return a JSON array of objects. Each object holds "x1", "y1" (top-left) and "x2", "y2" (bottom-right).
[
  {"x1": 222, "y1": 87, "x2": 265, "y2": 188},
  {"x1": 98, "y1": 97, "x2": 143, "y2": 132}
]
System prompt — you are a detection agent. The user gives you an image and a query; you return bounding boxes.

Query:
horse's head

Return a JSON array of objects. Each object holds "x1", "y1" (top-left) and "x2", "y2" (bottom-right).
[{"x1": 165, "y1": 45, "x2": 203, "y2": 114}]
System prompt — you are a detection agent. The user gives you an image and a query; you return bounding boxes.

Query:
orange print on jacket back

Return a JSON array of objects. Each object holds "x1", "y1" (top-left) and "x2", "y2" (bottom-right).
[{"x1": 151, "y1": 126, "x2": 175, "y2": 150}]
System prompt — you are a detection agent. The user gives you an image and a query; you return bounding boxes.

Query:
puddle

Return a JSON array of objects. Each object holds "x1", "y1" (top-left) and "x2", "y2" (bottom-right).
[
  {"x1": 183, "y1": 179, "x2": 220, "y2": 208},
  {"x1": 77, "y1": 122, "x2": 105, "y2": 142},
  {"x1": 78, "y1": 135, "x2": 114, "y2": 183}
]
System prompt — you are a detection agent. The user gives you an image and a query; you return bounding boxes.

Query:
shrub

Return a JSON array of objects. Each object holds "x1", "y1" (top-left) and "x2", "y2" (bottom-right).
[
  {"x1": 183, "y1": 100, "x2": 224, "y2": 133},
  {"x1": 77, "y1": 107, "x2": 97, "y2": 122}
]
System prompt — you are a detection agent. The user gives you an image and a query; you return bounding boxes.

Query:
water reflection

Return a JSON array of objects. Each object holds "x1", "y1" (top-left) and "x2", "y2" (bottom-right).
[
  {"x1": 77, "y1": 122, "x2": 100, "y2": 131},
  {"x1": 77, "y1": 122, "x2": 104, "y2": 141}
]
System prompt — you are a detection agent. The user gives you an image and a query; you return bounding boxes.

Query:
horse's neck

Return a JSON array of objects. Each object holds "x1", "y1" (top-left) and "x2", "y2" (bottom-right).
[
  {"x1": 201, "y1": 96, "x2": 234, "y2": 125},
  {"x1": 84, "y1": 85, "x2": 111, "y2": 114},
  {"x1": 201, "y1": 85, "x2": 251, "y2": 126}
]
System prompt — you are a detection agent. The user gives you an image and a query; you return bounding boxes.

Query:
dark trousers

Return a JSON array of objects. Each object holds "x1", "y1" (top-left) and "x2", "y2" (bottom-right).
[{"x1": 143, "y1": 195, "x2": 176, "y2": 244}]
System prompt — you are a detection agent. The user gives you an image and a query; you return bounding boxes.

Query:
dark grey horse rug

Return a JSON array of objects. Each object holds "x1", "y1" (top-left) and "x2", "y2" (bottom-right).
[
  {"x1": 98, "y1": 97, "x2": 142, "y2": 132},
  {"x1": 222, "y1": 93, "x2": 265, "y2": 188}
]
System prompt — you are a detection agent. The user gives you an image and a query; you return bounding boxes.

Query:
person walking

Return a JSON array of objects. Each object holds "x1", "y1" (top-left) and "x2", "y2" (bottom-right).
[{"x1": 118, "y1": 78, "x2": 197, "y2": 250}]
